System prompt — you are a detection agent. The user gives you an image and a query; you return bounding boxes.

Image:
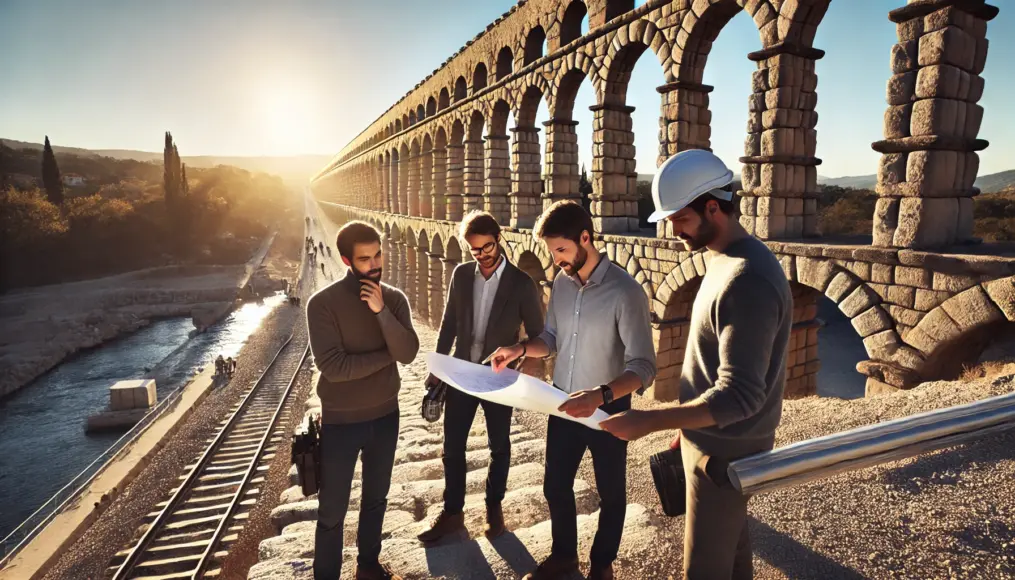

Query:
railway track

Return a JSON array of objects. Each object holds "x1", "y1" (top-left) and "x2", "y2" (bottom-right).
[{"x1": 105, "y1": 332, "x2": 310, "y2": 580}]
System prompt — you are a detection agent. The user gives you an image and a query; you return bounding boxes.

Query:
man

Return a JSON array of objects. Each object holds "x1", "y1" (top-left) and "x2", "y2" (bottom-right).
[
  {"x1": 599, "y1": 149, "x2": 792, "y2": 580},
  {"x1": 306, "y1": 220, "x2": 420, "y2": 580},
  {"x1": 488, "y1": 201, "x2": 656, "y2": 580},
  {"x1": 418, "y1": 210, "x2": 544, "y2": 543}
]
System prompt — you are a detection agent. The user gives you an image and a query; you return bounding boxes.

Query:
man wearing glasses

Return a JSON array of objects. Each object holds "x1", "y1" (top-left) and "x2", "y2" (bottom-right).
[{"x1": 418, "y1": 210, "x2": 545, "y2": 543}]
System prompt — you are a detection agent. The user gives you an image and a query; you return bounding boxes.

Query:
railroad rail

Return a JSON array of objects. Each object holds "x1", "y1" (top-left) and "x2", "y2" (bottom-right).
[{"x1": 105, "y1": 332, "x2": 310, "y2": 580}]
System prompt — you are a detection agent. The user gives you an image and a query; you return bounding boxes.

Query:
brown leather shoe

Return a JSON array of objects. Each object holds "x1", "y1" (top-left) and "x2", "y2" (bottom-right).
[
  {"x1": 521, "y1": 554, "x2": 580, "y2": 580},
  {"x1": 483, "y1": 502, "x2": 506, "y2": 539},
  {"x1": 588, "y1": 563, "x2": 614, "y2": 580},
  {"x1": 355, "y1": 562, "x2": 402, "y2": 580},
  {"x1": 416, "y1": 509, "x2": 465, "y2": 543}
]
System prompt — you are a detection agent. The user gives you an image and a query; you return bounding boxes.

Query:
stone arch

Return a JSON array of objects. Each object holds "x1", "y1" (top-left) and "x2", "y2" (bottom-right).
[
  {"x1": 451, "y1": 118, "x2": 465, "y2": 144},
  {"x1": 490, "y1": 99, "x2": 511, "y2": 137},
  {"x1": 454, "y1": 76, "x2": 468, "y2": 101},
  {"x1": 472, "y1": 62, "x2": 488, "y2": 94},
  {"x1": 438, "y1": 88, "x2": 450, "y2": 110},
  {"x1": 676, "y1": 0, "x2": 747, "y2": 84},
  {"x1": 426, "y1": 97, "x2": 437, "y2": 117},
  {"x1": 560, "y1": 0, "x2": 588, "y2": 46},
  {"x1": 496, "y1": 46, "x2": 514, "y2": 81},
  {"x1": 524, "y1": 25, "x2": 546, "y2": 66},
  {"x1": 551, "y1": 64, "x2": 597, "y2": 119},
  {"x1": 394, "y1": 118, "x2": 402, "y2": 133},
  {"x1": 429, "y1": 232, "x2": 444, "y2": 256},
  {"x1": 403, "y1": 113, "x2": 411, "y2": 128},
  {"x1": 515, "y1": 81, "x2": 549, "y2": 128},
  {"x1": 600, "y1": 19, "x2": 670, "y2": 104},
  {"x1": 417, "y1": 104, "x2": 426, "y2": 122},
  {"x1": 468, "y1": 109, "x2": 485, "y2": 142},
  {"x1": 446, "y1": 236, "x2": 463, "y2": 263},
  {"x1": 906, "y1": 279, "x2": 1014, "y2": 381}
]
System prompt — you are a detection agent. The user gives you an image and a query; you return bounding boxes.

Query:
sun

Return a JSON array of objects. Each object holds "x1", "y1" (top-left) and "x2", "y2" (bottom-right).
[{"x1": 254, "y1": 85, "x2": 317, "y2": 153}]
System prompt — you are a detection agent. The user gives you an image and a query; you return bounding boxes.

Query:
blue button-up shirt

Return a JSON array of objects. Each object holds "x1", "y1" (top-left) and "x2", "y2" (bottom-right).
[{"x1": 536, "y1": 252, "x2": 656, "y2": 395}]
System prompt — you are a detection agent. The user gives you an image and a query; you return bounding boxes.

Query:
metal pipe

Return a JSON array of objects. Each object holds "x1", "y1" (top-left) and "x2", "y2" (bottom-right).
[{"x1": 727, "y1": 391, "x2": 1015, "y2": 495}]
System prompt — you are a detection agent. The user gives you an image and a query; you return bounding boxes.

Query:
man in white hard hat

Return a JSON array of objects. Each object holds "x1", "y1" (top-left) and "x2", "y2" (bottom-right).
[{"x1": 601, "y1": 149, "x2": 792, "y2": 579}]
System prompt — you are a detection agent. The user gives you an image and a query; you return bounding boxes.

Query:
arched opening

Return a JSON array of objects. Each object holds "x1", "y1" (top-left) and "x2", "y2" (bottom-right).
[
  {"x1": 464, "y1": 109, "x2": 487, "y2": 212},
  {"x1": 554, "y1": 68, "x2": 596, "y2": 213},
  {"x1": 403, "y1": 113, "x2": 410, "y2": 129},
  {"x1": 382, "y1": 223, "x2": 393, "y2": 284},
  {"x1": 389, "y1": 147, "x2": 400, "y2": 214},
  {"x1": 605, "y1": 0, "x2": 634, "y2": 22},
  {"x1": 409, "y1": 110, "x2": 417, "y2": 126},
  {"x1": 416, "y1": 230, "x2": 430, "y2": 323},
  {"x1": 815, "y1": 294, "x2": 867, "y2": 399},
  {"x1": 560, "y1": 1, "x2": 588, "y2": 46},
  {"x1": 472, "y1": 62, "x2": 488, "y2": 94},
  {"x1": 428, "y1": 232, "x2": 445, "y2": 326},
  {"x1": 394, "y1": 119, "x2": 402, "y2": 133},
  {"x1": 524, "y1": 26, "x2": 546, "y2": 66},
  {"x1": 496, "y1": 46, "x2": 514, "y2": 81},
  {"x1": 490, "y1": 99, "x2": 511, "y2": 137},
  {"x1": 454, "y1": 76, "x2": 468, "y2": 101},
  {"x1": 398, "y1": 142, "x2": 410, "y2": 216},
  {"x1": 417, "y1": 104, "x2": 427, "y2": 121},
  {"x1": 421, "y1": 133, "x2": 434, "y2": 218},
  {"x1": 603, "y1": 24, "x2": 668, "y2": 233},
  {"x1": 513, "y1": 84, "x2": 550, "y2": 227},
  {"x1": 446, "y1": 120, "x2": 466, "y2": 221},
  {"x1": 438, "y1": 88, "x2": 450, "y2": 111}
]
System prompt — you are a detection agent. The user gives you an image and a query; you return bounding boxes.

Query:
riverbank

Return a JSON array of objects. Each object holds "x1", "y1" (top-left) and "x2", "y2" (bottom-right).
[{"x1": 0, "y1": 233, "x2": 294, "y2": 398}]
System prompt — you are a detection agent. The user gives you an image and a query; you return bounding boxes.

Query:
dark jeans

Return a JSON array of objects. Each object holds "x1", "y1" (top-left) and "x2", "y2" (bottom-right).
[
  {"x1": 442, "y1": 386, "x2": 513, "y2": 512},
  {"x1": 313, "y1": 410, "x2": 399, "y2": 580},
  {"x1": 544, "y1": 410, "x2": 628, "y2": 568}
]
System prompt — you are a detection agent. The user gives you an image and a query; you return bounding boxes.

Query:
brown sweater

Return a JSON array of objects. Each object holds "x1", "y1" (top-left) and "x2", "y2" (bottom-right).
[{"x1": 306, "y1": 273, "x2": 419, "y2": 424}]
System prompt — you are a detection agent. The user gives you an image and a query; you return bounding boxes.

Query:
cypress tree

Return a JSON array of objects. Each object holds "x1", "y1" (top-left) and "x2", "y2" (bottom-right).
[
  {"x1": 181, "y1": 163, "x2": 189, "y2": 195},
  {"x1": 163, "y1": 131, "x2": 177, "y2": 205},
  {"x1": 41, "y1": 136, "x2": 64, "y2": 205}
]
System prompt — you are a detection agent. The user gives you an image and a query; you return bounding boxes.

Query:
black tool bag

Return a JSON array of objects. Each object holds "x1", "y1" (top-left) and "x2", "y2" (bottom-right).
[
  {"x1": 291, "y1": 413, "x2": 322, "y2": 496},
  {"x1": 649, "y1": 446, "x2": 687, "y2": 517},
  {"x1": 421, "y1": 381, "x2": 448, "y2": 423}
]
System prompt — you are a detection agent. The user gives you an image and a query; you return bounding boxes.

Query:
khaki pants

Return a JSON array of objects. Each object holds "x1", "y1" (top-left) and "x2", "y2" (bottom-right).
[{"x1": 681, "y1": 438, "x2": 753, "y2": 580}]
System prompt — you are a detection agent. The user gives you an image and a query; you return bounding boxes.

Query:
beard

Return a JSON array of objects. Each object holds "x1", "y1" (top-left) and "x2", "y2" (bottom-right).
[
  {"x1": 478, "y1": 247, "x2": 501, "y2": 269},
  {"x1": 353, "y1": 265, "x2": 383, "y2": 283},
  {"x1": 559, "y1": 245, "x2": 588, "y2": 276},
  {"x1": 677, "y1": 218, "x2": 718, "y2": 251}
]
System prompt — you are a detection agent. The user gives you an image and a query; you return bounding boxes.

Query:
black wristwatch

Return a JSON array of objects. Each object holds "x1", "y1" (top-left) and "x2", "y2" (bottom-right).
[{"x1": 599, "y1": 384, "x2": 614, "y2": 405}]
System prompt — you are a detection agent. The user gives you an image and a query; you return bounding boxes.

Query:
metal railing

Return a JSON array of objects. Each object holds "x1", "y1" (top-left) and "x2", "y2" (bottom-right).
[{"x1": 0, "y1": 364, "x2": 212, "y2": 566}]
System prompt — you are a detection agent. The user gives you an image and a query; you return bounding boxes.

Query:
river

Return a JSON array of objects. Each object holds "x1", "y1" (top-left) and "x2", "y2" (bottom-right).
[{"x1": 0, "y1": 293, "x2": 286, "y2": 539}]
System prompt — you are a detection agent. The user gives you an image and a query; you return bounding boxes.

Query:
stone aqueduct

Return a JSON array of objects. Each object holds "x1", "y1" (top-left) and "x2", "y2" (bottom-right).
[{"x1": 310, "y1": 0, "x2": 1015, "y2": 400}]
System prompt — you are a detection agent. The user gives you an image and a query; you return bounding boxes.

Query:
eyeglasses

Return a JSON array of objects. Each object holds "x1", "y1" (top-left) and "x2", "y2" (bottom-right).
[{"x1": 469, "y1": 241, "x2": 497, "y2": 256}]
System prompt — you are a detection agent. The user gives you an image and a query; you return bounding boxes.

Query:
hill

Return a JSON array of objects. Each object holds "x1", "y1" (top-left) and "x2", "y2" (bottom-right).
[
  {"x1": 1, "y1": 138, "x2": 331, "y2": 187},
  {"x1": 816, "y1": 169, "x2": 1015, "y2": 193}
]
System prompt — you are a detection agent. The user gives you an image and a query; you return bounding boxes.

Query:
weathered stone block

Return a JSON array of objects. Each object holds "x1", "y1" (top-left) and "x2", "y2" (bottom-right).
[
  {"x1": 871, "y1": 262, "x2": 894, "y2": 284},
  {"x1": 893, "y1": 197, "x2": 959, "y2": 249},
  {"x1": 887, "y1": 284, "x2": 917, "y2": 308},
  {"x1": 827, "y1": 271, "x2": 859, "y2": 303},
  {"x1": 878, "y1": 153, "x2": 907, "y2": 184},
  {"x1": 873, "y1": 198, "x2": 900, "y2": 247},
  {"x1": 918, "y1": 26, "x2": 976, "y2": 71},
  {"x1": 852, "y1": 305, "x2": 893, "y2": 338},
  {"x1": 918, "y1": 307, "x2": 961, "y2": 343},
  {"x1": 914, "y1": 288, "x2": 950, "y2": 311},
  {"x1": 940, "y1": 285, "x2": 1004, "y2": 331},
  {"x1": 932, "y1": 271, "x2": 977, "y2": 293},
  {"x1": 983, "y1": 277, "x2": 1015, "y2": 321},
  {"x1": 883, "y1": 104, "x2": 912, "y2": 139},
  {"x1": 863, "y1": 328, "x2": 901, "y2": 360},
  {"x1": 910, "y1": 98, "x2": 961, "y2": 138},
  {"x1": 915, "y1": 64, "x2": 968, "y2": 100},
  {"x1": 891, "y1": 40, "x2": 919, "y2": 73},
  {"x1": 795, "y1": 256, "x2": 835, "y2": 292},
  {"x1": 887, "y1": 72, "x2": 917, "y2": 105}
]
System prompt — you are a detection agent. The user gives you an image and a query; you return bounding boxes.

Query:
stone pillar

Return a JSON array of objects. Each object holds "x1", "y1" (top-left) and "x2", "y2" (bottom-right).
[
  {"x1": 590, "y1": 104, "x2": 639, "y2": 234},
  {"x1": 405, "y1": 244, "x2": 417, "y2": 306},
  {"x1": 463, "y1": 140, "x2": 485, "y2": 213},
  {"x1": 398, "y1": 155, "x2": 410, "y2": 216},
  {"x1": 382, "y1": 234, "x2": 393, "y2": 284},
  {"x1": 394, "y1": 243, "x2": 406, "y2": 291},
  {"x1": 429, "y1": 253, "x2": 444, "y2": 327},
  {"x1": 484, "y1": 135, "x2": 511, "y2": 223},
  {"x1": 446, "y1": 144, "x2": 465, "y2": 221},
  {"x1": 431, "y1": 147, "x2": 448, "y2": 221},
  {"x1": 389, "y1": 159, "x2": 400, "y2": 214},
  {"x1": 786, "y1": 284, "x2": 820, "y2": 399},
  {"x1": 407, "y1": 154, "x2": 421, "y2": 217},
  {"x1": 415, "y1": 246, "x2": 429, "y2": 323},
  {"x1": 420, "y1": 148, "x2": 433, "y2": 218},
  {"x1": 738, "y1": 46, "x2": 825, "y2": 240},
  {"x1": 871, "y1": 2, "x2": 996, "y2": 249},
  {"x1": 510, "y1": 126, "x2": 543, "y2": 229},
  {"x1": 542, "y1": 119, "x2": 581, "y2": 211}
]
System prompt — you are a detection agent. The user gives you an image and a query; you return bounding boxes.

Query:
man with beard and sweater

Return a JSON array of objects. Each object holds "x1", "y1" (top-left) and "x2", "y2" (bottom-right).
[
  {"x1": 306, "y1": 220, "x2": 419, "y2": 580},
  {"x1": 600, "y1": 149, "x2": 792, "y2": 580}
]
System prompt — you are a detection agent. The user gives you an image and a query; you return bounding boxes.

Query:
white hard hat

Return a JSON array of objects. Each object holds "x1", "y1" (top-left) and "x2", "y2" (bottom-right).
[{"x1": 648, "y1": 149, "x2": 735, "y2": 223}]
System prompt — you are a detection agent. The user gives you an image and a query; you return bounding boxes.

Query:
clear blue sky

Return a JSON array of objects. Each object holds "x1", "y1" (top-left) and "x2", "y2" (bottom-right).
[{"x1": 1, "y1": 0, "x2": 1012, "y2": 178}]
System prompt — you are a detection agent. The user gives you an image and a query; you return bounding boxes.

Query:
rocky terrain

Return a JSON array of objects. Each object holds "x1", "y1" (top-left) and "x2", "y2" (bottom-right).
[
  {"x1": 0, "y1": 235, "x2": 290, "y2": 397},
  {"x1": 248, "y1": 325, "x2": 1015, "y2": 579}
]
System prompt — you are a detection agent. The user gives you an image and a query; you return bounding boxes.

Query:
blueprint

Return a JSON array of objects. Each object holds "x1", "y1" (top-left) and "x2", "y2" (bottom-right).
[{"x1": 426, "y1": 352, "x2": 609, "y2": 430}]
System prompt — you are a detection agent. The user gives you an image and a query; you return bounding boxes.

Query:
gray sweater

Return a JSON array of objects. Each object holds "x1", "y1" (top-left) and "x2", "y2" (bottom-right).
[{"x1": 679, "y1": 236, "x2": 792, "y2": 459}]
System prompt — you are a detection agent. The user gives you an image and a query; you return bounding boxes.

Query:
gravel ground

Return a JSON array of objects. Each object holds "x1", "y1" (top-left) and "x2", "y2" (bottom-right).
[{"x1": 39, "y1": 266, "x2": 307, "y2": 580}]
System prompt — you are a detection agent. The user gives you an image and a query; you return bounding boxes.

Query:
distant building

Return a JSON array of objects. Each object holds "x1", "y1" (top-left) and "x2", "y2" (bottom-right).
[{"x1": 62, "y1": 174, "x2": 86, "y2": 187}]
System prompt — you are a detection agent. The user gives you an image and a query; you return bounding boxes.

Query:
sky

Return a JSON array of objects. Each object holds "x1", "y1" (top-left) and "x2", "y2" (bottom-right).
[{"x1": 1, "y1": 0, "x2": 1012, "y2": 179}]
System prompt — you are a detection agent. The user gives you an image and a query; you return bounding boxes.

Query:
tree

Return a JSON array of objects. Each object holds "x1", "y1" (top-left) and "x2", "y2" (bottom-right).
[
  {"x1": 41, "y1": 136, "x2": 64, "y2": 205},
  {"x1": 163, "y1": 131, "x2": 178, "y2": 205},
  {"x1": 578, "y1": 163, "x2": 592, "y2": 212}
]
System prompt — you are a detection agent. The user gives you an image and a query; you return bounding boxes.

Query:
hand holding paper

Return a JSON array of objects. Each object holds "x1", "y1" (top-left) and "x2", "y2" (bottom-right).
[{"x1": 426, "y1": 352, "x2": 609, "y2": 430}]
